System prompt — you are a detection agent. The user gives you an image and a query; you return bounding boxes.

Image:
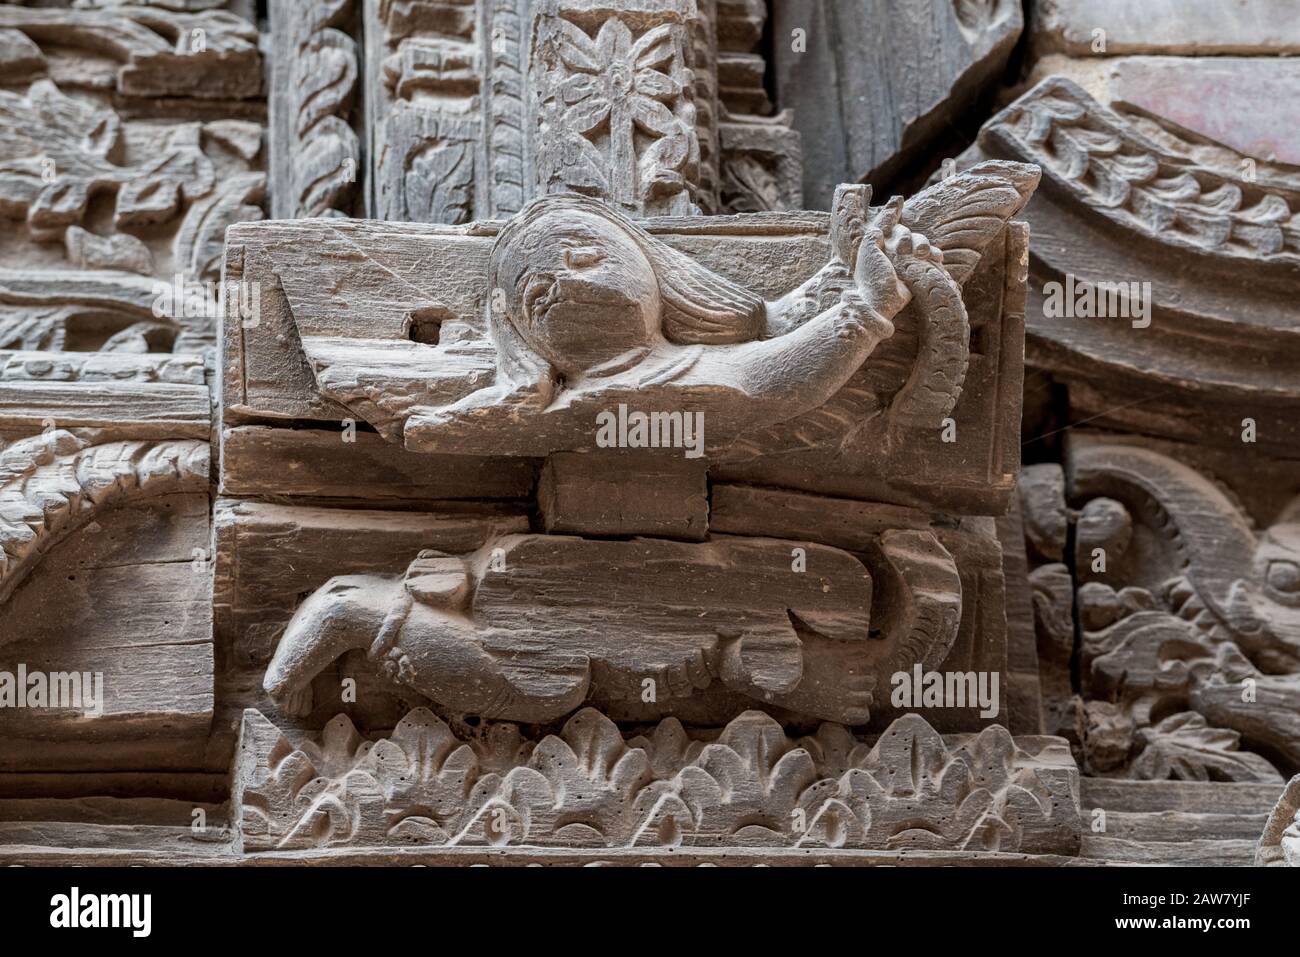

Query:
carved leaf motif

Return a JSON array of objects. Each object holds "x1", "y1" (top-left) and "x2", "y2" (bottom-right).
[
  {"x1": 552, "y1": 17, "x2": 601, "y2": 73},
  {"x1": 0, "y1": 308, "x2": 70, "y2": 351},
  {"x1": 901, "y1": 160, "x2": 1039, "y2": 285},
  {"x1": 1132, "y1": 712, "x2": 1284, "y2": 783},
  {"x1": 593, "y1": 17, "x2": 633, "y2": 63},
  {"x1": 175, "y1": 170, "x2": 264, "y2": 281},
  {"x1": 294, "y1": 116, "x2": 359, "y2": 218},
  {"x1": 526, "y1": 709, "x2": 675, "y2": 846},
  {"x1": 564, "y1": 94, "x2": 611, "y2": 134},
  {"x1": 236, "y1": 709, "x2": 1077, "y2": 853},
  {"x1": 634, "y1": 69, "x2": 675, "y2": 100},
  {"x1": 630, "y1": 95, "x2": 674, "y2": 136},
  {"x1": 990, "y1": 78, "x2": 1300, "y2": 259},
  {"x1": 405, "y1": 140, "x2": 473, "y2": 225},
  {"x1": 630, "y1": 23, "x2": 675, "y2": 71},
  {"x1": 681, "y1": 711, "x2": 821, "y2": 843}
]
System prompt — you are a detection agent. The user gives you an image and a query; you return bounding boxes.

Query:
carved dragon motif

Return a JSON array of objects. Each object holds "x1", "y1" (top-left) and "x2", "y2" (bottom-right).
[{"x1": 1068, "y1": 442, "x2": 1300, "y2": 780}]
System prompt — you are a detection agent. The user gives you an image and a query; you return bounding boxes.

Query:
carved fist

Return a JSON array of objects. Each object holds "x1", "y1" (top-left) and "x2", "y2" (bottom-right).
[
  {"x1": 853, "y1": 226, "x2": 911, "y2": 319},
  {"x1": 835, "y1": 290, "x2": 894, "y2": 343}
]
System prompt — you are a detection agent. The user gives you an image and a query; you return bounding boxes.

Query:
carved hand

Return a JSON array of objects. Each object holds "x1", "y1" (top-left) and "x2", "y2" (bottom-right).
[{"x1": 854, "y1": 225, "x2": 917, "y2": 319}]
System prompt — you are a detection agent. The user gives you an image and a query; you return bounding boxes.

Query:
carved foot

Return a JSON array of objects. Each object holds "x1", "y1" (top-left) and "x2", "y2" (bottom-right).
[{"x1": 770, "y1": 632, "x2": 875, "y2": 725}]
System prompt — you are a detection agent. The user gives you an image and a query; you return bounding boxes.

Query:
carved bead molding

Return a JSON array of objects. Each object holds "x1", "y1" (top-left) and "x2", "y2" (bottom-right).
[
  {"x1": 0, "y1": 430, "x2": 209, "y2": 604},
  {"x1": 971, "y1": 76, "x2": 1300, "y2": 456},
  {"x1": 233, "y1": 706, "x2": 1080, "y2": 854},
  {"x1": 1257, "y1": 775, "x2": 1300, "y2": 866}
]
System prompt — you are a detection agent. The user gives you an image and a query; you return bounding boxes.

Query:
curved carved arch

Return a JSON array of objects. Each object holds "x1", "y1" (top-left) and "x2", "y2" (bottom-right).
[
  {"x1": 975, "y1": 76, "x2": 1300, "y2": 455},
  {"x1": 0, "y1": 430, "x2": 209, "y2": 607}
]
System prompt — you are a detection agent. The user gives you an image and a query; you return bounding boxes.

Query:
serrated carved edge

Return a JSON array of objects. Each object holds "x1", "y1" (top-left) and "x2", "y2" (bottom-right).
[{"x1": 0, "y1": 430, "x2": 209, "y2": 605}]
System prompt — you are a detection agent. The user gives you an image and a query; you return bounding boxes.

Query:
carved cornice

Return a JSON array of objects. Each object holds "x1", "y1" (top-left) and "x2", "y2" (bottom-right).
[
  {"x1": 979, "y1": 76, "x2": 1300, "y2": 266},
  {"x1": 972, "y1": 76, "x2": 1300, "y2": 455}
]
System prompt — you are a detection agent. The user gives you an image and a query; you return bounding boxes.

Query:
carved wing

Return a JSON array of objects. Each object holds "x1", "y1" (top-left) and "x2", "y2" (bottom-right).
[
  {"x1": 728, "y1": 160, "x2": 1039, "y2": 461},
  {"x1": 899, "y1": 159, "x2": 1040, "y2": 286}
]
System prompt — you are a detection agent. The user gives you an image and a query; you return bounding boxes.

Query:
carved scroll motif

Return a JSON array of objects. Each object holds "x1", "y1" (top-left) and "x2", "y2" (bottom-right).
[
  {"x1": 0, "y1": 6, "x2": 265, "y2": 355},
  {"x1": 0, "y1": 430, "x2": 209, "y2": 605},
  {"x1": 234, "y1": 706, "x2": 1080, "y2": 853},
  {"x1": 269, "y1": 0, "x2": 360, "y2": 218}
]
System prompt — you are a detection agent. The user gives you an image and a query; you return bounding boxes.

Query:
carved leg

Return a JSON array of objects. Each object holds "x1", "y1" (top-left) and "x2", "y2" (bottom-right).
[
  {"x1": 396, "y1": 611, "x2": 593, "y2": 722},
  {"x1": 263, "y1": 575, "x2": 395, "y2": 715}
]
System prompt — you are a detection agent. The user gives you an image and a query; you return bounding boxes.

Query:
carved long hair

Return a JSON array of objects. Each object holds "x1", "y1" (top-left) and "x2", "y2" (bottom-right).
[{"x1": 487, "y1": 193, "x2": 765, "y2": 391}]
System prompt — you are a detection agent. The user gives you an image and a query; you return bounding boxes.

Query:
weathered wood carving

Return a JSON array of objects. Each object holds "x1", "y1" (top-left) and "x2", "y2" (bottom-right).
[
  {"x1": 0, "y1": 4, "x2": 266, "y2": 356},
  {"x1": 1068, "y1": 439, "x2": 1300, "y2": 782},
  {"x1": 1257, "y1": 775, "x2": 1300, "y2": 866},
  {"x1": 269, "y1": 0, "x2": 361, "y2": 219},
  {"x1": 232, "y1": 161, "x2": 1036, "y2": 468},
  {"x1": 262, "y1": 530, "x2": 962, "y2": 725},
  {"x1": 0, "y1": 0, "x2": 1126, "y2": 869},
  {"x1": 970, "y1": 76, "x2": 1300, "y2": 458},
  {"x1": 774, "y1": 0, "x2": 1023, "y2": 205},
  {"x1": 234, "y1": 706, "x2": 1080, "y2": 853}
]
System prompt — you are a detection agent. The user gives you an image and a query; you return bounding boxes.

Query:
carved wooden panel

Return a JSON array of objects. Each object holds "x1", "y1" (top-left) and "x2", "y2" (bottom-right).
[{"x1": 0, "y1": 0, "x2": 1112, "y2": 871}]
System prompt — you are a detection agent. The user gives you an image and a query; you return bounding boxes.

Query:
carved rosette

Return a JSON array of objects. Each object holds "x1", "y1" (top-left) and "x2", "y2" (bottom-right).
[{"x1": 531, "y1": 0, "x2": 703, "y2": 216}]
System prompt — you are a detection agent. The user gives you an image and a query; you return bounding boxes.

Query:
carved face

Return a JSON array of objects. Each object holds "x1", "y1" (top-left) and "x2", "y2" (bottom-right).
[
  {"x1": 1256, "y1": 522, "x2": 1300, "y2": 650},
  {"x1": 506, "y1": 209, "x2": 660, "y2": 378}
]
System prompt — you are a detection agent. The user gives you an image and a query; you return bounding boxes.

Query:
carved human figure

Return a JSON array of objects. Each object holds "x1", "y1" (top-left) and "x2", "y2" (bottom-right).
[{"x1": 401, "y1": 191, "x2": 936, "y2": 455}]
